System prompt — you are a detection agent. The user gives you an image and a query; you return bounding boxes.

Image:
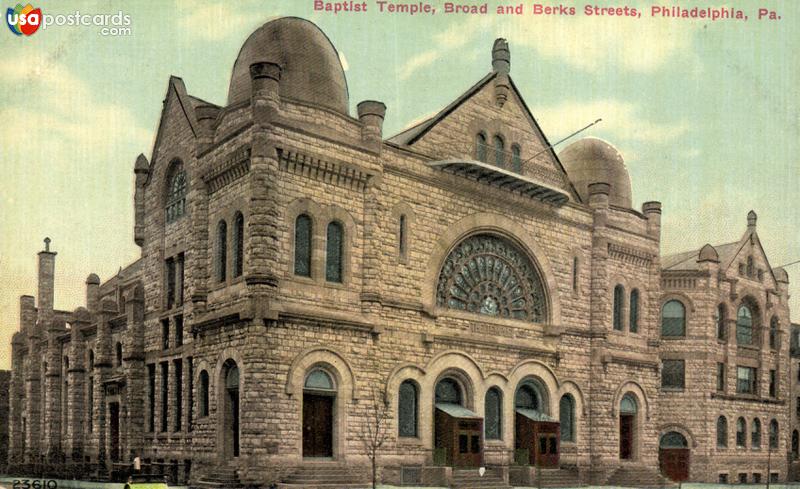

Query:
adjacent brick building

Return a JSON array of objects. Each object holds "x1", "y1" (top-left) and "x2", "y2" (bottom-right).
[{"x1": 5, "y1": 17, "x2": 795, "y2": 487}]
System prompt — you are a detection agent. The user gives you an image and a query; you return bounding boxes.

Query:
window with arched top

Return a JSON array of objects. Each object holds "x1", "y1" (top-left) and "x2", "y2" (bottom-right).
[
  {"x1": 476, "y1": 132, "x2": 487, "y2": 162},
  {"x1": 294, "y1": 214, "x2": 312, "y2": 277},
  {"x1": 398, "y1": 214, "x2": 407, "y2": 259},
  {"x1": 620, "y1": 393, "x2": 637, "y2": 414},
  {"x1": 398, "y1": 380, "x2": 418, "y2": 438},
  {"x1": 661, "y1": 300, "x2": 686, "y2": 337},
  {"x1": 560, "y1": 394, "x2": 576, "y2": 442},
  {"x1": 629, "y1": 289, "x2": 639, "y2": 333},
  {"x1": 511, "y1": 144, "x2": 521, "y2": 172},
  {"x1": 769, "y1": 316, "x2": 779, "y2": 350},
  {"x1": 613, "y1": 285, "x2": 625, "y2": 331},
  {"x1": 216, "y1": 220, "x2": 227, "y2": 283},
  {"x1": 485, "y1": 387, "x2": 503, "y2": 440},
  {"x1": 199, "y1": 370, "x2": 209, "y2": 417},
  {"x1": 325, "y1": 221, "x2": 344, "y2": 283},
  {"x1": 717, "y1": 416, "x2": 728, "y2": 448},
  {"x1": 736, "y1": 305, "x2": 754, "y2": 345},
  {"x1": 233, "y1": 212, "x2": 244, "y2": 278},
  {"x1": 660, "y1": 432, "x2": 688, "y2": 448},
  {"x1": 752, "y1": 418, "x2": 761, "y2": 449},
  {"x1": 769, "y1": 419, "x2": 779, "y2": 449},
  {"x1": 435, "y1": 378, "x2": 462, "y2": 405},
  {"x1": 736, "y1": 417, "x2": 747, "y2": 447},
  {"x1": 305, "y1": 369, "x2": 335, "y2": 391},
  {"x1": 572, "y1": 257, "x2": 579, "y2": 293},
  {"x1": 516, "y1": 382, "x2": 543, "y2": 411},
  {"x1": 166, "y1": 162, "x2": 187, "y2": 223},
  {"x1": 493, "y1": 135, "x2": 505, "y2": 167},
  {"x1": 716, "y1": 304, "x2": 727, "y2": 340}
]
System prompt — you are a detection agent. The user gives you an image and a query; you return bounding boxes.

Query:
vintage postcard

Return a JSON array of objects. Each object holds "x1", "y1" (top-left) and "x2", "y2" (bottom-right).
[{"x1": 1, "y1": 1, "x2": 798, "y2": 488}]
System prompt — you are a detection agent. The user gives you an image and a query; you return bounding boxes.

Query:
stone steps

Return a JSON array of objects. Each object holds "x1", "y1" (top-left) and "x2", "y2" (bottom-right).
[
  {"x1": 278, "y1": 464, "x2": 370, "y2": 489},
  {"x1": 452, "y1": 468, "x2": 512, "y2": 489},
  {"x1": 537, "y1": 467, "x2": 583, "y2": 487},
  {"x1": 604, "y1": 464, "x2": 675, "y2": 489},
  {"x1": 191, "y1": 467, "x2": 244, "y2": 489}
]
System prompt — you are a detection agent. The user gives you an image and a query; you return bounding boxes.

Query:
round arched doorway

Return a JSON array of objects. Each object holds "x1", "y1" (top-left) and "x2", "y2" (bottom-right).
[
  {"x1": 659, "y1": 431, "x2": 689, "y2": 481},
  {"x1": 303, "y1": 369, "x2": 336, "y2": 458},
  {"x1": 433, "y1": 377, "x2": 482, "y2": 467},
  {"x1": 514, "y1": 380, "x2": 558, "y2": 467},
  {"x1": 619, "y1": 394, "x2": 637, "y2": 460},
  {"x1": 222, "y1": 360, "x2": 240, "y2": 458}
]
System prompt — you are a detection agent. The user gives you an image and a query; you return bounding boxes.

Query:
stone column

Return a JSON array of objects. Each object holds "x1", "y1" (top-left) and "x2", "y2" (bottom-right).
[{"x1": 66, "y1": 309, "x2": 90, "y2": 461}]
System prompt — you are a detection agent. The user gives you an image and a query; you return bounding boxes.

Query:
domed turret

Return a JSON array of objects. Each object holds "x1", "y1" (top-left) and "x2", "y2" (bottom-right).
[
  {"x1": 698, "y1": 244, "x2": 719, "y2": 263},
  {"x1": 559, "y1": 137, "x2": 633, "y2": 208},
  {"x1": 227, "y1": 17, "x2": 349, "y2": 114}
]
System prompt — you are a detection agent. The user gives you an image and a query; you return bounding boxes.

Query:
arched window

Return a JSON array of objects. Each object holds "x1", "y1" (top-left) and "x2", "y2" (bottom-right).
[
  {"x1": 233, "y1": 212, "x2": 244, "y2": 278},
  {"x1": 199, "y1": 370, "x2": 209, "y2": 417},
  {"x1": 613, "y1": 285, "x2": 624, "y2": 331},
  {"x1": 629, "y1": 289, "x2": 639, "y2": 333},
  {"x1": 769, "y1": 419, "x2": 779, "y2": 449},
  {"x1": 660, "y1": 432, "x2": 688, "y2": 448},
  {"x1": 717, "y1": 416, "x2": 728, "y2": 448},
  {"x1": 560, "y1": 394, "x2": 575, "y2": 442},
  {"x1": 493, "y1": 135, "x2": 505, "y2": 167},
  {"x1": 115, "y1": 342, "x2": 123, "y2": 367},
  {"x1": 325, "y1": 221, "x2": 344, "y2": 283},
  {"x1": 620, "y1": 394, "x2": 637, "y2": 414},
  {"x1": 435, "y1": 378, "x2": 462, "y2": 405},
  {"x1": 485, "y1": 387, "x2": 503, "y2": 440},
  {"x1": 516, "y1": 383, "x2": 542, "y2": 411},
  {"x1": 476, "y1": 132, "x2": 487, "y2": 162},
  {"x1": 752, "y1": 418, "x2": 761, "y2": 449},
  {"x1": 511, "y1": 144, "x2": 521, "y2": 172},
  {"x1": 736, "y1": 305, "x2": 754, "y2": 345},
  {"x1": 661, "y1": 300, "x2": 686, "y2": 337},
  {"x1": 398, "y1": 380, "x2": 418, "y2": 438},
  {"x1": 216, "y1": 220, "x2": 227, "y2": 282},
  {"x1": 305, "y1": 369, "x2": 335, "y2": 391},
  {"x1": 716, "y1": 304, "x2": 727, "y2": 340},
  {"x1": 398, "y1": 214, "x2": 407, "y2": 259},
  {"x1": 736, "y1": 417, "x2": 746, "y2": 447},
  {"x1": 166, "y1": 162, "x2": 187, "y2": 223},
  {"x1": 294, "y1": 214, "x2": 312, "y2": 277},
  {"x1": 769, "y1": 316, "x2": 779, "y2": 350}
]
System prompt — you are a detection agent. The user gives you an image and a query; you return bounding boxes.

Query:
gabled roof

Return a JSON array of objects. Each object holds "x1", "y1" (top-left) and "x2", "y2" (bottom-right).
[{"x1": 662, "y1": 241, "x2": 741, "y2": 271}]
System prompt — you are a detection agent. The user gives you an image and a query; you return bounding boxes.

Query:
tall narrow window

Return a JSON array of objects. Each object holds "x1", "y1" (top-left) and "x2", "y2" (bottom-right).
[
  {"x1": 160, "y1": 362, "x2": 169, "y2": 432},
  {"x1": 148, "y1": 364, "x2": 156, "y2": 432},
  {"x1": 176, "y1": 253, "x2": 185, "y2": 306},
  {"x1": 485, "y1": 387, "x2": 502, "y2": 440},
  {"x1": 166, "y1": 257, "x2": 176, "y2": 309},
  {"x1": 560, "y1": 394, "x2": 575, "y2": 442},
  {"x1": 399, "y1": 214, "x2": 407, "y2": 259},
  {"x1": 661, "y1": 300, "x2": 686, "y2": 337},
  {"x1": 174, "y1": 359, "x2": 183, "y2": 432},
  {"x1": 737, "y1": 305, "x2": 754, "y2": 345},
  {"x1": 717, "y1": 304, "x2": 727, "y2": 340},
  {"x1": 511, "y1": 144, "x2": 521, "y2": 172},
  {"x1": 493, "y1": 135, "x2": 505, "y2": 167},
  {"x1": 752, "y1": 418, "x2": 761, "y2": 448},
  {"x1": 88, "y1": 377, "x2": 94, "y2": 432},
  {"x1": 294, "y1": 214, "x2": 312, "y2": 277},
  {"x1": 717, "y1": 362, "x2": 726, "y2": 392},
  {"x1": 572, "y1": 257, "x2": 579, "y2": 292},
  {"x1": 216, "y1": 220, "x2": 227, "y2": 283},
  {"x1": 736, "y1": 417, "x2": 747, "y2": 447},
  {"x1": 747, "y1": 256, "x2": 754, "y2": 277},
  {"x1": 737, "y1": 366, "x2": 757, "y2": 394},
  {"x1": 769, "y1": 316, "x2": 778, "y2": 350},
  {"x1": 629, "y1": 289, "x2": 639, "y2": 333},
  {"x1": 398, "y1": 380, "x2": 418, "y2": 438},
  {"x1": 115, "y1": 342, "x2": 123, "y2": 367},
  {"x1": 166, "y1": 162, "x2": 187, "y2": 223},
  {"x1": 161, "y1": 319, "x2": 170, "y2": 350},
  {"x1": 199, "y1": 370, "x2": 210, "y2": 417},
  {"x1": 187, "y1": 357, "x2": 193, "y2": 432},
  {"x1": 613, "y1": 285, "x2": 624, "y2": 331},
  {"x1": 769, "y1": 419, "x2": 779, "y2": 449},
  {"x1": 717, "y1": 416, "x2": 728, "y2": 448},
  {"x1": 233, "y1": 212, "x2": 244, "y2": 278},
  {"x1": 769, "y1": 369, "x2": 777, "y2": 398},
  {"x1": 175, "y1": 315, "x2": 184, "y2": 347},
  {"x1": 326, "y1": 221, "x2": 344, "y2": 283},
  {"x1": 476, "y1": 132, "x2": 487, "y2": 162}
]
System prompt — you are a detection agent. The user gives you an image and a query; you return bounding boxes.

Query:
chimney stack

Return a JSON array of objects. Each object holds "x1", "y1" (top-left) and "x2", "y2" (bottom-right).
[
  {"x1": 250, "y1": 61, "x2": 282, "y2": 124},
  {"x1": 642, "y1": 201, "x2": 662, "y2": 239},
  {"x1": 86, "y1": 273, "x2": 100, "y2": 312},
  {"x1": 357, "y1": 100, "x2": 386, "y2": 149},
  {"x1": 37, "y1": 237, "x2": 56, "y2": 328}
]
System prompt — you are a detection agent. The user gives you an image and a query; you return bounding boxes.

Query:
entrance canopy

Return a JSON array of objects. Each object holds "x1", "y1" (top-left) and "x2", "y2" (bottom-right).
[
  {"x1": 426, "y1": 159, "x2": 570, "y2": 206},
  {"x1": 436, "y1": 402, "x2": 482, "y2": 419}
]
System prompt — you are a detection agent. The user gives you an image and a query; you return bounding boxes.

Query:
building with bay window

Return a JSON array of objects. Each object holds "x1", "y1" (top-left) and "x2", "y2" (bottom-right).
[{"x1": 5, "y1": 16, "x2": 794, "y2": 488}]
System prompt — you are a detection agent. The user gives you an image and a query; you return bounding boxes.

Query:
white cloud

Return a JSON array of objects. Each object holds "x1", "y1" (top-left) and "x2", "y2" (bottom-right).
[
  {"x1": 534, "y1": 99, "x2": 691, "y2": 144},
  {"x1": 175, "y1": 0, "x2": 254, "y2": 40},
  {"x1": 398, "y1": 16, "x2": 489, "y2": 80}
]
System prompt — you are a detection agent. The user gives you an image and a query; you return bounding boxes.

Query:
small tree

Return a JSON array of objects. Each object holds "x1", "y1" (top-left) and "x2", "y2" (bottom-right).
[{"x1": 359, "y1": 386, "x2": 391, "y2": 489}]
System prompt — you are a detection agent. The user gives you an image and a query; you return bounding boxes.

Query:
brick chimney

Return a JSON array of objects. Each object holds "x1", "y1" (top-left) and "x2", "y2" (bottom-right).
[{"x1": 37, "y1": 238, "x2": 56, "y2": 329}]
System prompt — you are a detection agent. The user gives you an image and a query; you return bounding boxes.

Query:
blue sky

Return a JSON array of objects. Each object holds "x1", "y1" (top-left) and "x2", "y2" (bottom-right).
[{"x1": 1, "y1": 0, "x2": 798, "y2": 368}]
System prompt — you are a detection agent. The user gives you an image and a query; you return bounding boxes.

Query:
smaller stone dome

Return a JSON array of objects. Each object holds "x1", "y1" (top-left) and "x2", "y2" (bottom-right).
[
  {"x1": 559, "y1": 137, "x2": 632, "y2": 208},
  {"x1": 86, "y1": 273, "x2": 100, "y2": 285},
  {"x1": 697, "y1": 244, "x2": 719, "y2": 263}
]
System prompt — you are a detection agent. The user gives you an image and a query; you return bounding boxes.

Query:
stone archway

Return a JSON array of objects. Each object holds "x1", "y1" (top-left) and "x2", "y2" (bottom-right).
[{"x1": 659, "y1": 431, "x2": 689, "y2": 481}]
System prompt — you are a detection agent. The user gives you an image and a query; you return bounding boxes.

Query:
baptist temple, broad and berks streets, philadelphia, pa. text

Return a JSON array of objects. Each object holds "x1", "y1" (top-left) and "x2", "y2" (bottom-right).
[{"x1": 4, "y1": 16, "x2": 800, "y2": 488}]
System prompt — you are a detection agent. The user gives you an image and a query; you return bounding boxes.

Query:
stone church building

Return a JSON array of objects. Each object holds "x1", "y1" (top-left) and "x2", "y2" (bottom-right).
[{"x1": 5, "y1": 17, "x2": 795, "y2": 488}]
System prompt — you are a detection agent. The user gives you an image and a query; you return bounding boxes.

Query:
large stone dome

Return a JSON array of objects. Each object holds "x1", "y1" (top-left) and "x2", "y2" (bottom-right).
[
  {"x1": 559, "y1": 137, "x2": 632, "y2": 208},
  {"x1": 227, "y1": 17, "x2": 349, "y2": 114}
]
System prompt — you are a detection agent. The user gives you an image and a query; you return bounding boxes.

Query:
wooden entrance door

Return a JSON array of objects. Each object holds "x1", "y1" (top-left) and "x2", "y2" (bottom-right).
[
  {"x1": 228, "y1": 388, "x2": 240, "y2": 457},
  {"x1": 303, "y1": 394, "x2": 333, "y2": 457},
  {"x1": 659, "y1": 448, "x2": 689, "y2": 481},
  {"x1": 454, "y1": 420, "x2": 483, "y2": 468},
  {"x1": 620, "y1": 414, "x2": 634, "y2": 459},
  {"x1": 109, "y1": 402, "x2": 120, "y2": 462}
]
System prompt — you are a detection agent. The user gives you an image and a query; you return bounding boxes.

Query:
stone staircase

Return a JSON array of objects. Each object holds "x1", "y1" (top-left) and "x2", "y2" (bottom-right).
[
  {"x1": 604, "y1": 464, "x2": 676, "y2": 489},
  {"x1": 192, "y1": 467, "x2": 245, "y2": 488},
  {"x1": 537, "y1": 467, "x2": 583, "y2": 487},
  {"x1": 452, "y1": 468, "x2": 512, "y2": 489},
  {"x1": 277, "y1": 464, "x2": 370, "y2": 489}
]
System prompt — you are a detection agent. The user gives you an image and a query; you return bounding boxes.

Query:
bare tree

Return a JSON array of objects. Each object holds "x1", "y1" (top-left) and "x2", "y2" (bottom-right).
[{"x1": 359, "y1": 386, "x2": 391, "y2": 489}]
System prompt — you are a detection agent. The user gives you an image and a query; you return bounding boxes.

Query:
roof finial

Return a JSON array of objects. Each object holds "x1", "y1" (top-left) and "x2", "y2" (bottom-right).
[
  {"x1": 747, "y1": 210, "x2": 757, "y2": 230},
  {"x1": 492, "y1": 38, "x2": 510, "y2": 74},
  {"x1": 44, "y1": 237, "x2": 51, "y2": 252}
]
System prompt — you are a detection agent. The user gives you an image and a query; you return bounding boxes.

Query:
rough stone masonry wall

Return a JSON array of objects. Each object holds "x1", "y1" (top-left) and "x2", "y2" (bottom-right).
[{"x1": 0, "y1": 370, "x2": 11, "y2": 466}]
